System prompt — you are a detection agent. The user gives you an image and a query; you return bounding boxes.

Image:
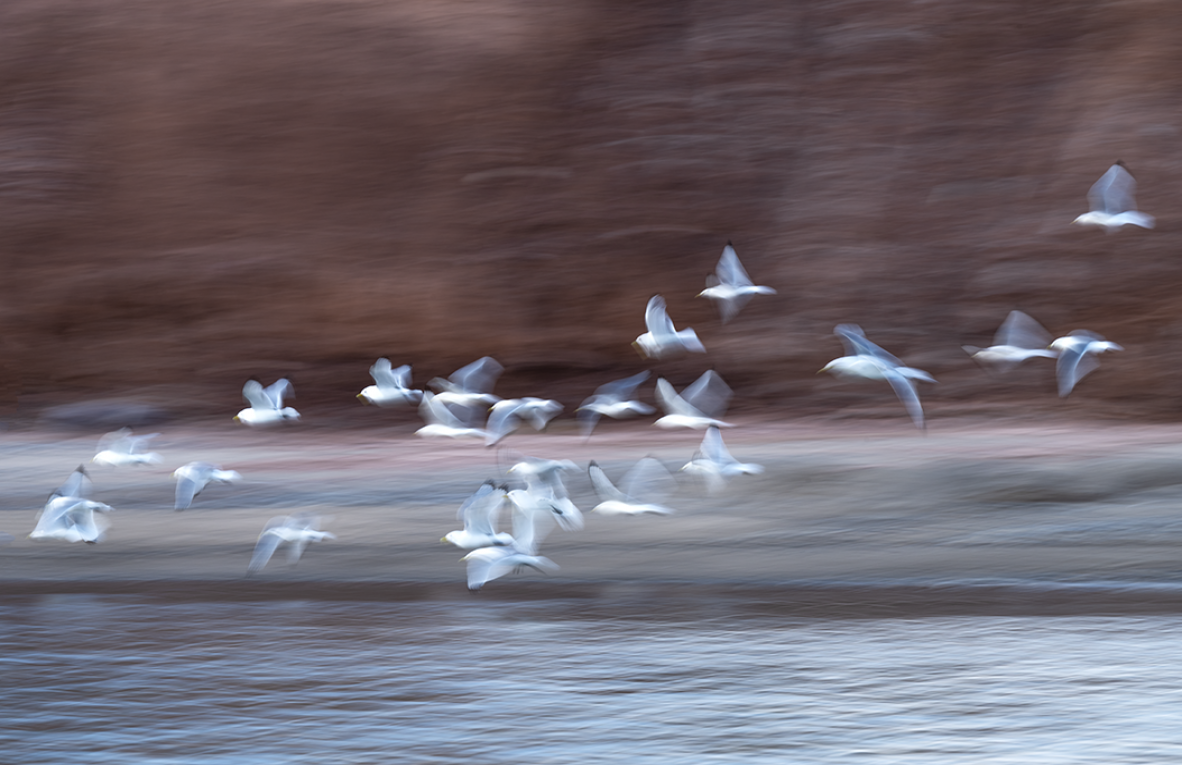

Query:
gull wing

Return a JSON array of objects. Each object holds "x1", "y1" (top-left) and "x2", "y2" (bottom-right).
[
  {"x1": 699, "y1": 426, "x2": 733, "y2": 465},
  {"x1": 459, "y1": 481, "x2": 505, "y2": 536},
  {"x1": 679, "y1": 370, "x2": 732, "y2": 419},
  {"x1": 595, "y1": 370, "x2": 650, "y2": 401},
  {"x1": 450, "y1": 357, "x2": 503, "y2": 395},
  {"x1": 247, "y1": 517, "x2": 288, "y2": 574},
  {"x1": 52, "y1": 466, "x2": 91, "y2": 501},
  {"x1": 68, "y1": 502, "x2": 106, "y2": 543},
  {"x1": 96, "y1": 428, "x2": 133, "y2": 453},
  {"x1": 264, "y1": 379, "x2": 293, "y2": 409},
  {"x1": 881, "y1": 370, "x2": 925, "y2": 430},
  {"x1": 1056, "y1": 343, "x2": 1101, "y2": 398},
  {"x1": 243, "y1": 380, "x2": 276, "y2": 410},
  {"x1": 588, "y1": 461, "x2": 628, "y2": 503},
  {"x1": 618, "y1": 457, "x2": 675, "y2": 504},
  {"x1": 520, "y1": 399, "x2": 562, "y2": 430},
  {"x1": 1089, "y1": 163, "x2": 1138, "y2": 215},
  {"x1": 834, "y1": 324, "x2": 907, "y2": 368},
  {"x1": 644, "y1": 295, "x2": 676, "y2": 337},
  {"x1": 576, "y1": 407, "x2": 603, "y2": 438},
  {"x1": 485, "y1": 401, "x2": 523, "y2": 446},
  {"x1": 509, "y1": 493, "x2": 556, "y2": 555},
  {"x1": 419, "y1": 392, "x2": 482, "y2": 429},
  {"x1": 655, "y1": 378, "x2": 699, "y2": 418},
  {"x1": 369, "y1": 358, "x2": 411, "y2": 389},
  {"x1": 716, "y1": 242, "x2": 753, "y2": 288},
  {"x1": 33, "y1": 497, "x2": 76, "y2": 537},
  {"x1": 174, "y1": 475, "x2": 204, "y2": 510},
  {"x1": 994, "y1": 310, "x2": 1052, "y2": 350}
]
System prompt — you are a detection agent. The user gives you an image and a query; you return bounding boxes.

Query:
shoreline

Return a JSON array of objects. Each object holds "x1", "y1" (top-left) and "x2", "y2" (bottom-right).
[{"x1": 6, "y1": 578, "x2": 1182, "y2": 618}]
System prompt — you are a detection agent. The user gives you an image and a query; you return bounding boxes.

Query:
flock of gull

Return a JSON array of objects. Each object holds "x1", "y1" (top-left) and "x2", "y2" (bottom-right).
[{"x1": 24, "y1": 163, "x2": 1148, "y2": 588}]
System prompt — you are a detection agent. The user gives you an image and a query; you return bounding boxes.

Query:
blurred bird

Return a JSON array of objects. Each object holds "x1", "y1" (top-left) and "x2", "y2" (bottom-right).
[
  {"x1": 235, "y1": 378, "x2": 299, "y2": 425},
  {"x1": 463, "y1": 477, "x2": 563, "y2": 589},
  {"x1": 357, "y1": 359, "x2": 423, "y2": 406},
  {"x1": 30, "y1": 466, "x2": 113, "y2": 543},
  {"x1": 173, "y1": 462, "x2": 242, "y2": 511},
  {"x1": 576, "y1": 371, "x2": 655, "y2": 438},
  {"x1": 485, "y1": 397, "x2": 563, "y2": 447},
  {"x1": 680, "y1": 426, "x2": 763, "y2": 495},
  {"x1": 504, "y1": 454, "x2": 584, "y2": 531},
  {"x1": 429, "y1": 356, "x2": 503, "y2": 407},
  {"x1": 247, "y1": 514, "x2": 335, "y2": 575},
  {"x1": 443, "y1": 481, "x2": 514, "y2": 549},
  {"x1": 963, "y1": 310, "x2": 1059, "y2": 373},
  {"x1": 1050, "y1": 330, "x2": 1123, "y2": 398},
  {"x1": 698, "y1": 242, "x2": 776, "y2": 323},
  {"x1": 1073, "y1": 161, "x2": 1155, "y2": 232},
  {"x1": 588, "y1": 457, "x2": 677, "y2": 516},
  {"x1": 821, "y1": 324, "x2": 936, "y2": 430},
  {"x1": 92, "y1": 428, "x2": 162, "y2": 467},
  {"x1": 415, "y1": 392, "x2": 487, "y2": 440},
  {"x1": 634, "y1": 295, "x2": 707, "y2": 359},
  {"x1": 654, "y1": 370, "x2": 733, "y2": 429}
]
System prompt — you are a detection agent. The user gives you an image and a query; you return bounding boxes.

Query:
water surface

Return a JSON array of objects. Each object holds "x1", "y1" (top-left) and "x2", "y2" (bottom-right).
[{"x1": 3, "y1": 596, "x2": 1181, "y2": 763}]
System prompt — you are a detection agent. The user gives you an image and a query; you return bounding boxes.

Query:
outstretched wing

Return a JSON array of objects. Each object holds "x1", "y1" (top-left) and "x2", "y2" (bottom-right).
[
  {"x1": 715, "y1": 242, "x2": 753, "y2": 288},
  {"x1": 450, "y1": 357, "x2": 503, "y2": 395},
  {"x1": 680, "y1": 370, "x2": 732, "y2": 419},
  {"x1": 52, "y1": 466, "x2": 91, "y2": 501},
  {"x1": 994, "y1": 310, "x2": 1052, "y2": 350},
  {"x1": 264, "y1": 379, "x2": 293, "y2": 409},
  {"x1": 588, "y1": 461, "x2": 628, "y2": 503},
  {"x1": 834, "y1": 324, "x2": 906, "y2": 367},
  {"x1": 1088, "y1": 163, "x2": 1138, "y2": 215},
  {"x1": 595, "y1": 370, "x2": 650, "y2": 400},
  {"x1": 247, "y1": 516, "x2": 288, "y2": 574},
  {"x1": 619, "y1": 457, "x2": 675, "y2": 504},
  {"x1": 644, "y1": 295, "x2": 676, "y2": 337}
]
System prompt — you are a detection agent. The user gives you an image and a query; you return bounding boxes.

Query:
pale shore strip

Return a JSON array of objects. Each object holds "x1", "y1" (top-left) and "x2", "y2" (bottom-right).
[{"x1": 2, "y1": 417, "x2": 1182, "y2": 613}]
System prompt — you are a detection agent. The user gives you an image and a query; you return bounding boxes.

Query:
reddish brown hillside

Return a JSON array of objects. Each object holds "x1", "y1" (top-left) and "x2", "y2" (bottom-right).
[{"x1": 2, "y1": 0, "x2": 1181, "y2": 423}]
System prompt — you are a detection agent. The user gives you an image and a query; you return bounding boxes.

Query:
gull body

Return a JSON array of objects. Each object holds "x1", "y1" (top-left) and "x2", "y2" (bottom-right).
[
  {"x1": 415, "y1": 392, "x2": 487, "y2": 440},
  {"x1": 236, "y1": 378, "x2": 299, "y2": 425},
  {"x1": 92, "y1": 428, "x2": 162, "y2": 467},
  {"x1": 485, "y1": 397, "x2": 563, "y2": 447},
  {"x1": 963, "y1": 310, "x2": 1059, "y2": 372},
  {"x1": 248, "y1": 514, "x2": 335, "y2": 574},
  {"x1": 30, "y1": 467, "x2": 113, "y2": 543},
  {"x1": 1073, "y1": 162, "x2": 1154, "y2": 232},
  {"x1": 821, "y1": 324, "x2": 935, "y2": 430},
  {"x1": 173, "y1": 462, "x2": 242, "y2": 510},
  {"x1": 357, "y1": 359, "x2": 423, "y2": 406},
  {"x1": 505, "y1": 455, "x2": 584, "y2": 531},
  {"x1": 634, "y1": 295, "x2": 706, "y2": 359},
  {"x1": 681, "y1": 426, "x2": 763, "y2": 495},
  {"x1": 1051, "y1": 330, "x2": 1123, "y2": 398},
  {"x1": 429, "y1": 356, "x2": 503, "y2": 407},
  {"x1": 589, "y1": 458, "x2": 677, "y2": 516},
  {"x1": 443, "y1": 481, "x2": 515, "y2": 549},
  {"x1": 576, "y1": 371, "x2": 655, "y2": 437},
  {"x1": 654, "y1": 370, "x2": 733, "y2": 430},
  {"x1": 698, "y1": 242, "x2": 776, "y2": 323}
]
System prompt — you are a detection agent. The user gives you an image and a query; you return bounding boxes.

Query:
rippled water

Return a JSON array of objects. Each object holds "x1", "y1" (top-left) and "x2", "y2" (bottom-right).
[{"x1": 3, "y1": 596, "x2": 1182, "y2": 764}]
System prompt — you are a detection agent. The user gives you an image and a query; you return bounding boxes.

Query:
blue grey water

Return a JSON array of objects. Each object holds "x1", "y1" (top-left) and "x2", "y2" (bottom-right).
[{"x1": 3, "y1": 596, "x2": 1182, "y2": 764}]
